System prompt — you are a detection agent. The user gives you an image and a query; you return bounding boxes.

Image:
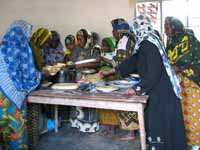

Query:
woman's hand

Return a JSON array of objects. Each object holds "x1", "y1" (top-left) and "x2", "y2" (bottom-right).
[
  {"x1": 98, "y1": 69, "x2": 115, "y2": 76},
  {"x1": 125, "y1": 88, "x2": 136, "y2": 96}
]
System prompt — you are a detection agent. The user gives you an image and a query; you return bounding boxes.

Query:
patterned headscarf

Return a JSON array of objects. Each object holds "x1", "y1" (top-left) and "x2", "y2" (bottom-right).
[
  {"x1": 30, "y1": 28, "x2": 51, "y2": 47},
  {"x1": 8, "y1": 20, "x2": 33, "y2": 39},
  {"x1": 65, "y1": 35, "x2": 76, "y2": 45},
  {"x1": 111, "y1": 18, "x2": 130, "y2": 33},
  {"x1": 30, "y1": 28, "x2": 51, "y2": 70},
  {"x1": 0, "y1": 20, "x2": 41, "y2": 109},
  {"x1": 76, "y1": 29, "x2": 92, "y2": 49},
  {"x1": 166, "y1": 17, "x2": 200, "y2": 86},
  {"x1": 132, "y1": 15, "x2": 181, "y2": 99}
]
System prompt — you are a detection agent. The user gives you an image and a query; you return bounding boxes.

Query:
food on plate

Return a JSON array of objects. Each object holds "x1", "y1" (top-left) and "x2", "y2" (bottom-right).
[
  {"x1": 55, "y1": 63, "x2": 66, "y2": 68},
  {"x1": 43, "y1": 63, "x2": 66, "y2": 76},
  {"x1": 43, "y1": 65, "x2": 58, "y2": 75},
  {"x1": 51, "y1": 83, "x2": 79, "y2": 90},
  {"x1": 83, "y1": 73, "x2": 102, "y2": 83}
]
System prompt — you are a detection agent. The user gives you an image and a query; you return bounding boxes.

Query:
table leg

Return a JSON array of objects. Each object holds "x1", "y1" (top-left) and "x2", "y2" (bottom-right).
[
  {"x1": 137, "y1": 104, "x2": 146, "y2": 150},
  {"x1": 54, "y1": 105, "x2": 58, "y2": 133}
]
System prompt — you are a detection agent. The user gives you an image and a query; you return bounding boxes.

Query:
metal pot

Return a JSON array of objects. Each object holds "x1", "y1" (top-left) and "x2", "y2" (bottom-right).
[
  {"x1": 67, "y1": 69, "x2": 77, "y2": 82},
  {"x1": 53, "y1": 69, "x2": 77, "y2": 83}
]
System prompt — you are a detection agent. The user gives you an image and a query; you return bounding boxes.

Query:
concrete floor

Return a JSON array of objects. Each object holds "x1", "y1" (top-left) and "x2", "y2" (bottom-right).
[{"x1": 35, "y1": 124, "x2": 140, "y2": 150}]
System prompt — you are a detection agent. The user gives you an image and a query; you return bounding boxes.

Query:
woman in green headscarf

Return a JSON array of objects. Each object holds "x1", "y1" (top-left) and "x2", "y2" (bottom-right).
[
  {"x1": 165, "y1": 16, "x2": 200, "y2": 150},
  {"x1": 30, "y1": 28, "x2": 52, "y2": 71},
  {"x1": 99, "y1": 37, "x2": 116, "y2": 72}
]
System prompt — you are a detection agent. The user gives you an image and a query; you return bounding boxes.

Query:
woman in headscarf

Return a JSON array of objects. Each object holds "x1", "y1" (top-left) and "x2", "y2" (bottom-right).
[
  {"x1": 99, "y1": 37, "x2": 116, "y2": 72},
  {"x1": 99, "y1": 18, "x2": 137, "y2": 139},
  {"x1": 111, "y1": 18, "x2": 135, "y2": 65},
  {"x1": 91, "y1": 31, "x2": 101, "y2": 46},
  {"x1": 69, "y1": 29, "x2": 100, "y2": 133},
  {"x1": 100, "y1": 15, "x2": 187, "y2": 150},
  {"x1": 43, "y1": 30, "x2": 64, "y2": 65},
  {"x1": 97, "y1": 37, "x2": 119, "y2": 136},
  {"x1": 64, "y1": 34, "x2": 77, "y2": 63},
  {"x1": 0, "y1": 20, "x2": 41, "y2": 150},
  {"x1": 165, "y1": 16, "x2": 200, "y2": 150},
  {"x1": 30, "y1": 27, "x2": 52, "y2": 71},
  {"x1": 29, "y1": 27, "x2": 53, "y2": 134},
  {"x1": 74, "y1": 28, "x2": 101, "y2": 69}
]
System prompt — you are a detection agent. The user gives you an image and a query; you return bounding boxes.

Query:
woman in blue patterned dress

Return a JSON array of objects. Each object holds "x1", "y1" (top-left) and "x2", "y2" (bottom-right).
[{"x1": 0, "y1": 20, "x2": 41, "y2": 150}]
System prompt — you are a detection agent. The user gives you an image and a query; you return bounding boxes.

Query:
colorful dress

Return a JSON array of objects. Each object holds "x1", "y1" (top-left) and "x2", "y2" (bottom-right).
[
  {"x1": 114, "y1": 34, "x2": 137, "y2": 131},
  {"x1": 0, "y1": 20, "x2": 41, "y2": 149},
  {"x1": 166, "y1": 19, "x2": 200, "y2": 148},
  {"x1": 0, "y1": 92, "x2": 28, "y2": 150}
]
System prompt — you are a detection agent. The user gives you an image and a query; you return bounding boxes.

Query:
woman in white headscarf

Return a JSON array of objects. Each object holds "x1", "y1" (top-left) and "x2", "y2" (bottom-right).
[{"x1": 100, "y1": 15, "x2": 187, "y2": 150}]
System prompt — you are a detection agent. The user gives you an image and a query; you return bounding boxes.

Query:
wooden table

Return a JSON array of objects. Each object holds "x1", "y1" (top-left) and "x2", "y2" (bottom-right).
[{"x1": 27, "y1": 89, "x2": 148, "y2": 150}]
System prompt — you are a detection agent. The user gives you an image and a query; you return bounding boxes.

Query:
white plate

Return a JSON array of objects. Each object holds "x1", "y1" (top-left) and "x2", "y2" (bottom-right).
[
  {"x1": 114, "y1": 80, "x2": 131, "y2": 85},
  {"x1": 51, "y1": 83, "x2": 79, "y2": 90},
  {"x1": 75, "y1": 59, "x2": 96, "y2": 65},
  {"x1": 96, "y1": 86, "x2": 118, "y2": 93},
  {"x1": 108, "y1": 80, "x2": 138, "y2": 89}
]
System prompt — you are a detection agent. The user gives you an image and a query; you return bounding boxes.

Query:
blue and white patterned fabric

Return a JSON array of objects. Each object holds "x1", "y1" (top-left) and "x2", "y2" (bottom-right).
[
  {"x1": 132, "y1": 15, "x2": 181, "y2": 99},
  {"x1": 8, "y1": 20, "x2": 33, "y2": 39},
  {"x1": 0, "y1": 20, "x2": 41, "y2": 109}
]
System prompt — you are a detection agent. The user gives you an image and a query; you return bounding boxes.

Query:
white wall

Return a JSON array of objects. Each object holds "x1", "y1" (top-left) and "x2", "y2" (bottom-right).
[{"x1": 0, "y1": 0, "x2": 135, "y2": 42}]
